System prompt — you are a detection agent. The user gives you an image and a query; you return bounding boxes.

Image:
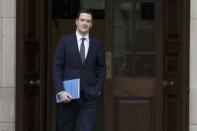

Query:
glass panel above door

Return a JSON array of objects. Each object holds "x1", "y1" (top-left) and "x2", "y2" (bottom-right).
[
  {"x1": 114, "y1": 0, "x2": 134, "y2": 26},
  {"x1": 112, "y1": 54, "x2": 154, "y2": 77},
  {"x1": 135, "y1": 0, "x2": 155, "y2": 27},
  {"x1": 112, "y1": 0, "x2": 156, "y2": 77},
  {"x1": 112, "y1": 54, "x2": 133, "y2": 77},
  {"x1": 135, "y1": 27, "x2": 155, "y2": 52},
  {"x1": 113, "y1": 27, "x2": 134, "y2": 52}
]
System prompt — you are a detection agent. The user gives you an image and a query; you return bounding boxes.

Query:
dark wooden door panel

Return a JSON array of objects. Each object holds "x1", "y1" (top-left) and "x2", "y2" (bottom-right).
[
  {"x1": 24, "y1": 40, "x2": 40, "y2": 131},
  {"x1": 23, "y1": 0, "x2": 41, "y2": 129},
  {"x1": 105, "y1": 78, "x2": 156, "y2": 131},
  {"x1": 163, "y1": 0, "x2": 187, "y2": 130},
  {"x1": 114, "y1": 98, "x2": 152, "y2": 131},
  {"x1": 16, "y1": 0, "x2": 46, "y2": 130},
  {"x1": 24, "y1": 86, "x2": 40, "y2": 131},
  {"x1": 111, "y1": 78, "x2": 155, "y2": 97},
  {"x1": 105, "y1": 0, "x2": 162, "y2": 131},
  {"x1": 107, "y1": 80, "x2": 155, "y2": 131},
  {"x1": 164, "y1": 92, "x2": 180, "y2": 131}
]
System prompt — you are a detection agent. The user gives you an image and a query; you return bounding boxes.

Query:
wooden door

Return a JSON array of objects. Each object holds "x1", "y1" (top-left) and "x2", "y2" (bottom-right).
[
  {"x1": 105, "y1": 0, "x2": 163, "y2": 131},
  {"x1": 163, "y1": 0, "x2": 189, "y2": 130},
  {"x1": 16, "y1": 0, "x2": 48, "y2": 131},
  {"x1": 104, "y1": 0, "x2": 189, "y2": 131}
]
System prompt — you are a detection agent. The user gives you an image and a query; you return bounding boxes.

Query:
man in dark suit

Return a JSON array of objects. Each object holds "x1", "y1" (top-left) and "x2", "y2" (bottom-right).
[{"x1": 53, "y1": 10, "x2": 106, "y2": 131}]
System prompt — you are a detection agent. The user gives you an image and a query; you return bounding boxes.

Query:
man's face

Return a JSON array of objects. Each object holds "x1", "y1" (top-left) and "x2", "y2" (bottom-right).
[{"x1": 76, "y1": 13, "x2": 93, "y2": 36}]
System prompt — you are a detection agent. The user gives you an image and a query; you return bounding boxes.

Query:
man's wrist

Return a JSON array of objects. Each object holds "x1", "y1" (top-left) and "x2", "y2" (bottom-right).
[{"x1": 57, "y1": 91, "x2": 65, "y2": 96}]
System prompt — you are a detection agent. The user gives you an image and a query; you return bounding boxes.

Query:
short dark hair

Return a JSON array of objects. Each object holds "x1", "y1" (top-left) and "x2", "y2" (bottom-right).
[{"x1": 76, "y1": 9, "x2": 93, "y2": 19}]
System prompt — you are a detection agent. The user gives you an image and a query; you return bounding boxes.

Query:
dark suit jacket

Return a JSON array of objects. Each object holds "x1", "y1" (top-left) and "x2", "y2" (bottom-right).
[{"x1": 53, "y1": 33, "x2": 106, "y2": 100}]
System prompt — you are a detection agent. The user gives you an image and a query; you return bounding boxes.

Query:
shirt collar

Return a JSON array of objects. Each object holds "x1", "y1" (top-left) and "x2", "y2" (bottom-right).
[{"x1": 76, "y1": 31, "x2": 90, "y2": 42}]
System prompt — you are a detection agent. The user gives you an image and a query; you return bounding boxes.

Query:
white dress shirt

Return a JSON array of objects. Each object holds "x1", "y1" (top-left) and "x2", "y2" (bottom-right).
[{"x1": 76, "y1": 31, "x2": 90, "y2": 59}]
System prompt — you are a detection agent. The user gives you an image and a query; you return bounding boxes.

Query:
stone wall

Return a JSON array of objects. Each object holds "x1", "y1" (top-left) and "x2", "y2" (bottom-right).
[
  {"x1": 190, "y1": 0, "x2": 197, "y2": 131},
  {"x1": 0, "y1": 0, "x2": 16, "y2": 131}
]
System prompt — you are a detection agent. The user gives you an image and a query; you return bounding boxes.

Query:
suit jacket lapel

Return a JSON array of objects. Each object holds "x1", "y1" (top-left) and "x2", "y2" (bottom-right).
[
  {"x1": 71, "y1": 34, "x2": 82, "y2": 65},
  {"x1": 83, "y1": 38, "x2": 94, "y2": 65}
]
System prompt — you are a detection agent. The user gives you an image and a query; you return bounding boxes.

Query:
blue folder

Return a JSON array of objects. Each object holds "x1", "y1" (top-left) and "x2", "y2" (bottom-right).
[{"x1": 56, "y1": 79, "x2": 80, "y2": 103}]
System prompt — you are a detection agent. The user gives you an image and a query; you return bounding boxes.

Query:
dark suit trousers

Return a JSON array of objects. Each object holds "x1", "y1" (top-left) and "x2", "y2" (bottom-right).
[{"x1": 57, "y1": 93, "x2": 98, "y2": 131}]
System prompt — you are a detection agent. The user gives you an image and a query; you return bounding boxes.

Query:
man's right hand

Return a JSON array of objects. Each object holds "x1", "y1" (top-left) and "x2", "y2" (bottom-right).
[{"x1": 58, "y1": 91, "x2": 72, "y2": 103}]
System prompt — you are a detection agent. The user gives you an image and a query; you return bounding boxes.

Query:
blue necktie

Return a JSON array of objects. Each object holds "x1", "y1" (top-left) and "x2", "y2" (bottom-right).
[{"x1": 80, "y1": 38, "x2": 86, "y2": 63}]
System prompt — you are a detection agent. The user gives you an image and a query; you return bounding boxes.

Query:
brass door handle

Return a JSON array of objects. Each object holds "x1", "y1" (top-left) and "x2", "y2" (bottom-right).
[
  {"x1": 163, "y1": 80, "x2": 175, "y2": 87},
  {"x1": 28, "y1": 80, "x2": 40, "y2": 86}
]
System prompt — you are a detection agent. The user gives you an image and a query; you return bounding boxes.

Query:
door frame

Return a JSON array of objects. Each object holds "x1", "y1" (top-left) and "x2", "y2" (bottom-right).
[
  {"x1": 16, "y1": 0, "x2": 24, "y2": 130},
  {"x1": 15, "y1": 0, "x2": 49, "y2": 130},
  {"x1": 15, "y1": 0, "x2": 190, "y2": 131},
  {"x1": 181, "y1": 0, "x2": 190, "y2": 130}
]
